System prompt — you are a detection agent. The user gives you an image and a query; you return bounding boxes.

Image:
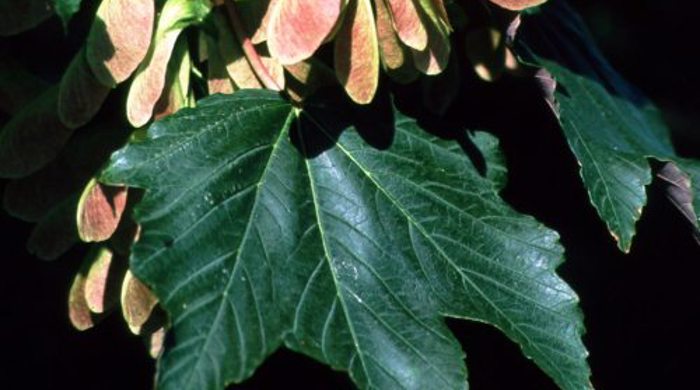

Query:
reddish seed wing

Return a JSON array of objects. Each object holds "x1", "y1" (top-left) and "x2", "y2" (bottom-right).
[
  {"x1": 284, "y1": 59, "x2": 336, "y2": 102},
  {"x1": 411, "y1": 9, "x2": 450, "y2": 75},
  {"x1": 69, "y1": 272, "x2": 96, "y2": 331},
  {"x1": 84, "y1": 247, "x2": 119, "y2": 314},
  {"x1": 86, "y1": 0, "x2": 155, "y2": 87},
  {"x1": 335, "y1": 0, "x2": 380, "y2": 104},
  {"x1": 58, "y1": 48, "x2": 111, "y2": 129},
  {"x1": 267, "y1": 0, "x2": 346, "y2": 64},
  {"x1": 0, "y1": 57, "x2": 48, "y2": 115},
  {"x1": 27, "y1": 195, "x2": 79, "y2": 261},
  {"x1": 0, "y1": 87, "x2": 74, "y2": 179},
  {"x1": 385, "y1": 0, "x2": 428, "y2": 50},
  {"x1": 77, "y1": 180, "x2": 128, "y2": 243},
  {"x1": 374, "y1": 0, "x2": 406, "y2": 70},
  {"x1": 153, "y1": 38, "x2": 191, "y2": 120},
  {"x1": 126, "y1": 31, "x2": 183, "y2": 127},
  {"x1": 214, "y1": 10, "x2": 263, "y2": 89},
  {"x1": 205, "y1": 34, "x2": 236, "y2": 95},
  {"x1": 121, "y1": 270, "x2": 159, "y2": 335},
  {"x1": 488, "y1": 0, "x2": 547, "y2": 11}
]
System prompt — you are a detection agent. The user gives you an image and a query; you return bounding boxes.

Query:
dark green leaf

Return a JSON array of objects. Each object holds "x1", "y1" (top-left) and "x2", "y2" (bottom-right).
[
  {"x1": 102, "y1": 90, "x2": 589, "y2": 390},
  {"x1": 516, "y1": 1, "x2": 700, "y2": 251}
]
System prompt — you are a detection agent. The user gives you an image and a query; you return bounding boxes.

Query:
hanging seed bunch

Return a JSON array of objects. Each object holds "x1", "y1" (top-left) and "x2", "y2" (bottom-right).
[{"x1": 0, "y1": 0, "x2": 547, "y2": 359}]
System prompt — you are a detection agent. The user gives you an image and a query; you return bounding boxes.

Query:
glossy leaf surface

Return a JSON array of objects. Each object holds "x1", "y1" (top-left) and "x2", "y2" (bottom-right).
[
  {"x1": 102, "y1": 90, "x2": 589, "y2": 390},
  {"x1": 516, "y1": 1, "x2": 700, "y2": 251}
]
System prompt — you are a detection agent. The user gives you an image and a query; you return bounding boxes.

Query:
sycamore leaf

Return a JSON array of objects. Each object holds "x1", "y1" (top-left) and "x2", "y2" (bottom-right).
[
  {"x1": 515, "y1": 1, "x2": 700, "y2": 251},
  {"x1": 334, "y1": 0, "x2": 380, "y2": 104},
  {"x1": 266, "y1": 0, "x2": 346, "y2": 65},
  {"x1": 0, "y1": 0, "x2": 53, "y2": 36},
  {"x1": 102, "y1": 90, "x2": 589, "y2": 390},
  {"x1": 53, "y1": 0, "x2": 82, "y2": 29},
  {"x1": 86, "y1": 0, "x2": 155, "y2": 87}
]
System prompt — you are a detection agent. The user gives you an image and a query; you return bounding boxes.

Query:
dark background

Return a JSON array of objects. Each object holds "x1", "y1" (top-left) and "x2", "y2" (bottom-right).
[{"x1": 2, "y1": 1, "x2": 699, "y2": 389}]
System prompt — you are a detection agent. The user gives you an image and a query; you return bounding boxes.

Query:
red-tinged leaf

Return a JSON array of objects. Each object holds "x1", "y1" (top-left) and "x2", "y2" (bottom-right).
[
  {"x1": 68, "y1": 272, "x2": 97, "y2": 331},
  {"x1": 86, "y1": 0, "x2": 155, "y2": 87},
  {"x1": 121, "y1": 270, "x2": 159, "y2": 334},
  {"x1": 213, "y1": 9, "x2": 263, "y2": 89},
  {"x1": 267, "y1": 0, "x2": 345, "y2": 64},
  {"x1": 84, "y1": 247, "x2": 124, "y2": 314},
  {"x1": 284, "y1": 58, "x2": 336, "y2": 102},
  {"x1": 0, "y1": 0, "x2": 52, "y2": 37},
  {"x1": 385, "y1": 0, "x2": 427, "y2": 50},
  {"x1": 77, "y1": 179, "x2": 128, "y2": 243},
  {"x1": 334, "y1": 0, "x2": 380, "y2": 104},
  {"x1": 27, "y1": 195, "x2": 79, "y2": 261},
  {"x1": 464, "y1": 27, "x2": 506, "y2": 82},
  {"x1": 58, "y1": 48, "x2": 111, "y2": 129},
  {"x1": 0, "y1": 56, "x2": 49, "y2": 115},
  {"x1": 411, "y1": 9, "x2": 450, "y2": 75},
  {"x1": 153, "y1": 38, "x2": 191, "y2": 120},
  {"x1": 374, "y1": 0, "x2": 406, "y2": 70},
  {"x1": 489, "y1": 0, "x2": 547, "y2": 11},
  {"x1": 0, "y1": 87, "x2": 74, "y2": 179}
]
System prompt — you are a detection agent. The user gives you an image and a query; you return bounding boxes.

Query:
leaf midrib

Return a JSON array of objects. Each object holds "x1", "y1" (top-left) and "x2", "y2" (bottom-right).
[
  {"x1": 177, "y1": 108, "x2": 295, "y2": 390},
  {"x1": 308, "y1": 114, "x2": 573, "y2": 387}
]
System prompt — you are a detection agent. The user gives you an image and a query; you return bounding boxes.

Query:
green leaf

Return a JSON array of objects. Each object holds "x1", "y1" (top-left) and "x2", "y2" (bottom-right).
[
  {"x1": 102, "y1": 90, "x2": 589, "y2": 389},
  {"x1": 53, "y1": 0, "x2": 82, "y2": 29},
  {"x1": 515, "y1": 1, "x2": 700, "y2": 251}
]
